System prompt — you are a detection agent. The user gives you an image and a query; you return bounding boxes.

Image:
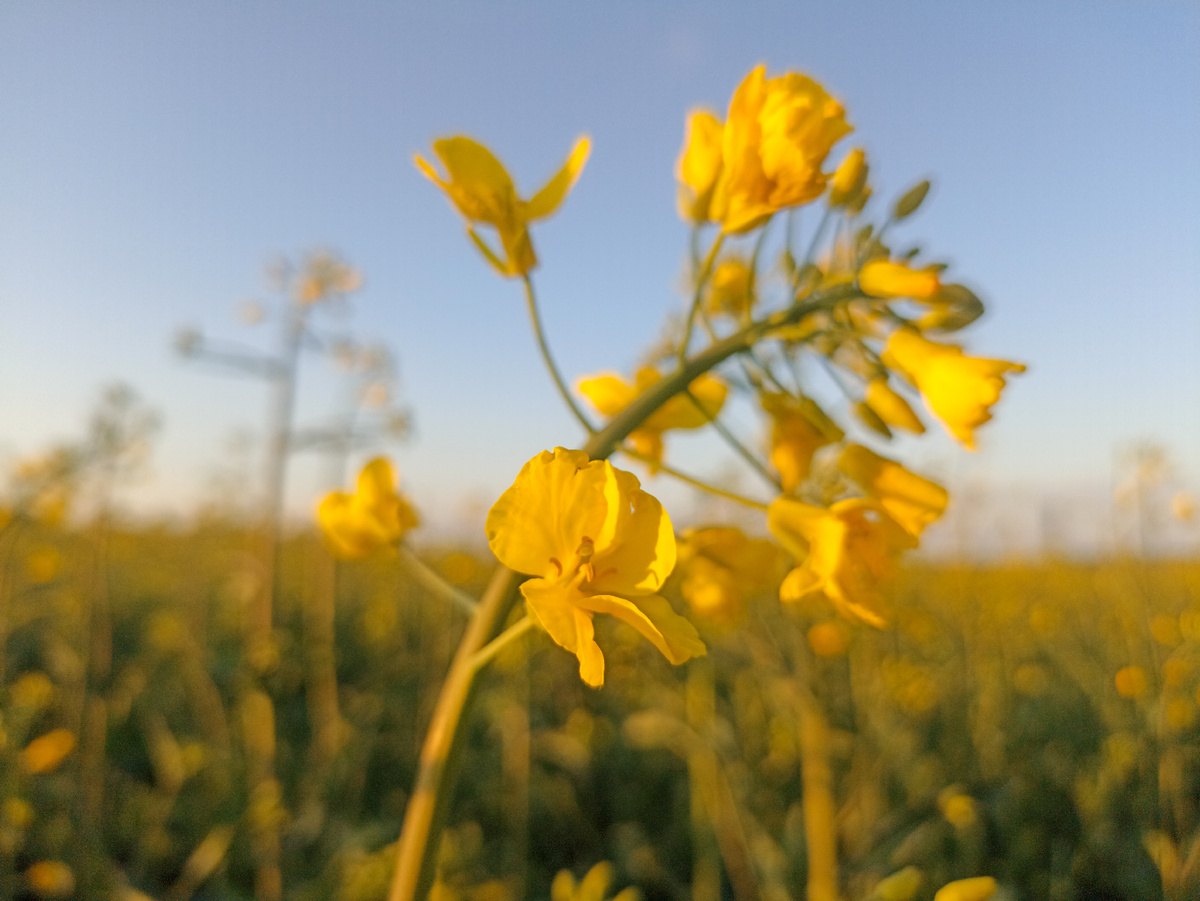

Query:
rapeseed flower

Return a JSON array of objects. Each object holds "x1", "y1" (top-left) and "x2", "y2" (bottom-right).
[
  {"x1": 829, "y1": 147, "x2": 867, "y2": 207},
  {"x1": 859, "y1": 260, "x2": 941, "y2": 301},
  {"x1": 883, "y1": 328, "x2": 1025, "y2": 450},
  {"x1": 768, "y1": 496, "x2": 915, "y2": 627},
  {"x1": 415, "y1": 135, "x2": 590, "y2": 277},
  {"x1": 20, "y1": 729, "x2": 76, "y2": 775},
  {"x1": 677, "y1": 526, "x2": 785, "y2": 626},
  {"x1": 705, "y1": 256, "x2": 755, "y2": 317},
  {"x1": 864, "y1": 377, "x2": 925, "y2": 435},
  {"x1": 677, "y1": 110, "x2": 725, "y2": 224},
  {"x1": 576, "y1": 367, "x2": 727, "y2": 470},
  {"x1": 486, "y1": 448, "x2": 704, "y2": 687},
  {"x1": 759, "y1": 392, "x2": 843, "y2": 492},
  {"x1": 318, "y1": 458, "x2": 419, "y2": 559},
  {"x1": 839, "y1": 444, "x2": 948, "y2": 537}
]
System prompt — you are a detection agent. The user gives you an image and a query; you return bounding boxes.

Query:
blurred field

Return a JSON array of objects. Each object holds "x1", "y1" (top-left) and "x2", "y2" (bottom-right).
[{"x1": 1, "y1": 501, "x2": 1197, "y2": 900}]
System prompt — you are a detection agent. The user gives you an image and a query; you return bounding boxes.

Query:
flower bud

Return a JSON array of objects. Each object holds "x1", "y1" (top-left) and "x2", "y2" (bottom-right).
[
  {"x1": 860, "y1": 260, "x2": 941, "y2": 300},
  {"x1": 894, "y1": 179, "x2": 931, "y2": 220},
  {"x1": 829, "y1": 148, "x2": 867, "y2": 207}
]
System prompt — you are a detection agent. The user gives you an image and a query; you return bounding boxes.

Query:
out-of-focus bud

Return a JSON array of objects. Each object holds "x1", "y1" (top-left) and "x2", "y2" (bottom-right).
[
  {"x1": 174, "y1": 328, "x2": 202, "y2": 357},
  {"x1": 894, "y1": 179, "x2": 931, "y2": 220},
  {"x1": 11, "y1": 673, "x2": 54, "y2": 710},
  {"x1": 20, "y1": 729, "x2": 76, "y2": 775},
  {"x1": 860, "y1": 260, "x2": 941, "y2": 300},
  {"x1": 25, "y1": 548, "x2": 62, "y2": 585},
  {"x1": 1114, "y1": 665, "x2": 1148, "y2": 698},
  {"x1": 25, "y1": 861, "x2": 74, "y2": 898},
  {"x1": 932, "y1": 877, "x2": 996, "y2": 901},
  {"x1": 808, "y1": 620, "x2": 850, "y2": 657},
  {"x1": 870, "y1": 866, "x2": 923, "y2": 901},
  {"x1": 237, "y1": 300, "x2": 264, "y2": 325},
  {"x1": 865, "y1": 378, "x2": 925, "y2": 434},
  {"x1": 829, "y1": 148, "x2": 868, "y2": 207},
  {"x1": 917, "y1": 284, "x2": 986, "y2": 333}
]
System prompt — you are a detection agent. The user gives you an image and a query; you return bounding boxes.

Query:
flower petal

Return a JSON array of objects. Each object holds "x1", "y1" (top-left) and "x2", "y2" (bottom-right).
[
  {"x1": 522, "y1": 578, "x2": 605, "y2": 687},
  {"x1": 576, "y1": 373, "x2": 637, "y2": 418},
  {"x1": 576, "y1": 593, "x2": 705, "y2": 665},
  {"x1": 523, "y1": 136, "x2": 592, "y2": 221},
  {"x1": 590, "y1": 470, "x2": 676, "y2": 594}
]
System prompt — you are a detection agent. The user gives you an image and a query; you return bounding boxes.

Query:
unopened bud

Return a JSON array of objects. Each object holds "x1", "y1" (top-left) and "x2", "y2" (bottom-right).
[
  {"x1": 894, "y1": 180, "x2": 931, "y2": 220},
  {"x1": 829, "y1": 148, "x2": 868, "y2": 207}
]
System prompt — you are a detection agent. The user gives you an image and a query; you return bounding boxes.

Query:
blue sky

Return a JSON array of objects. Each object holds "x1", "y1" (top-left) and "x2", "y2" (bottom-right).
[{"x1": 1, "y1": 2, "x2": 1197, "y2": 546}]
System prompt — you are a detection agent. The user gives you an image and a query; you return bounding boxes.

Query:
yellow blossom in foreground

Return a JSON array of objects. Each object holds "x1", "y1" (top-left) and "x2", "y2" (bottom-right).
[
  {"x1": 318, "y1": 458, "x2": 419, "y2": 559},
  {"x1": 760, "y1": 392, "x2": 843, "y2": 492},
  {"x1": 415, "y1": 135, "x2": 590, "y2": 277},
  {"x1": 677, "y1": 110, "x2": 725, "y2": 224},
  {"x1": 768, "y1": 497, "x2": 915, "y2": 627},
  {"x1": 839, "y1": 444, "x2": 948, "y2": 537},
  {"x1": 678, "y1": 527, "x2": 785, "y2": 626},
  {"x1": 865, "y1": 378, "x2": 925, "y2": 435},
  {"x1": 860, "y1": 260, "x2": 942, "y2": 300},
  {"x1": 20, "y1": 729, "x2": 76, "y2": 775},
  {"x1": 576, "y1": 368, "x2": 727, "y2": 470},
  {"x1": 486, "y1": 448, "x2": 704, "y2": 687},
  {"x1": 714, "y1": 66, "x2": 852, "y2": 233},
  {"x1": 933, "y1": 877, "x2": 997, "y2": 901},
  {"x1": 883, "y1": 328, "x2": 1025, "y2": 450}
]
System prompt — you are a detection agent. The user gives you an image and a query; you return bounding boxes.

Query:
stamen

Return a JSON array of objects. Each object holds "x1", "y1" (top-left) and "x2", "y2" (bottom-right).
[{"x1": 548, "y1": 557, "x2": 563, "y2": 577}]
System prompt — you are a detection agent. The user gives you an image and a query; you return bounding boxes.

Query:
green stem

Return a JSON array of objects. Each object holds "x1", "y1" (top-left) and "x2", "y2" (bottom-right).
[
  {"x1": 470, "y1": 616, "x2": 535, "y2": 672},
  {"x1": 621, "y1": 446, "x2": 768, "y2": 512},
  {"x1": 397, "y1": 545, "x2": 478, "y2": 614},
  {"x1": 522, "y1": 274, "x2": 596, "y2": 434}
]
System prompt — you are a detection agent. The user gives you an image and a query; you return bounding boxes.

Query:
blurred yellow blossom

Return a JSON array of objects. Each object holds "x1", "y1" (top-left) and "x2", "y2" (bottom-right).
[
  {"x1": 713, "y1": 65, "x2": 852, "y2": 233},
  {"x1": 704, "y1": 256, "x2": 755, "y2": 317},
  {"x1": 676, "y1": 110, "x2": 725, "y2": 224},
  {"x1": 839, "y1": 444, "x2": 948, "y2": 537},
  {"x1": 415, "y1": 135, "x2": 590, "y2": 277},
  {"x1": 864, "y1": 378, "x2": 925, "y2": 435},
  {"x1": 2, "y1": 798, "x2": 32, "y2": 829},
  {"x1": 829, "y1": 147, "x2": 867, "y2": 207},
  {"x1": 807, "y1": 620, "x2": 850, "y2": 657},
  {"x1": 883, "y1": 328, "x2": 1025, "y2": 450},
  {"x1": 1163, "y1": 657, "x2": 1191, "y2": 688},
  {"x1": 25, "y1": 547, "x2": 62, "y2": 584},
  {"x1": 486, "y1": 448, "x2": 704, "y2": 687},
  {"x1": 1114, "y1": 665, "x2": 1148, "y2": 699},
  {"x1": 25, "y1": 861, "x2": 74, "y2": 898},
  {"x1": 768, "y1": 496, "x2": 915, "y2": 627},
  {"x1": 1165, "y1": 696, "x2": 1196, "y2": 731},
  {"x1": 1150, "y1": 613, "x2": 1181, "y2": 647},
  {"x1": 871, "y1": 867, "x2": 923, "y2": 901},
  {"x1": 760, "y1": 392, "x2": 843, "y2": 492},
  {"x1": 20, "y1": 729, "x2": 76, "y2": 775},
  {"x1": 577, "y1": 367, "x2": 726, "y2": 470},
  {"x1": 551, "y1": 862, "x2": 639, "y2": 901},
  {"x1": 860, "y1": 260, "x2": 941, "y2": 300},
  {"x1": 318, "y1": 458, "x2": 419, "y2": 559},
  {"x1": 933, "y1": 877, "x2": 996, "y2": 901},
  {"x1": 11, "y1": 672, "x2": 54, "y2": 710},
  {"x1": 677, "y1": 526, "x2": 785, "y2": 626}
]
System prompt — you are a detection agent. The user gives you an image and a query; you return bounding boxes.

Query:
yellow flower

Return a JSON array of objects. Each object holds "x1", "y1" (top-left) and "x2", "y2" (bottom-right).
[
  {"x1": 415, "y1": 135, "x2": 590, "y2": 277},
  {"x1": 705, "y1": 256, "x2": 755, "y2": 317},
  {"x1": 677, "y1": 527, "x2": 786, "y2": 626},
  {"x1": 839, "y1": 444, "x2": 948, "y2": 537},
  {"x1": 1114, "y1": 665, "x2": 1148, "y2": 699},
  {"x1": 883, "y1": 328, "x2": 1025, "y2": 450},
  {"x1": 829, "y1": 147, "x2": 867, "y2": 207},
  {"x1": 933, "y1": 877, "x2": 997, "y2": 901},
  {"x1": 25, "y1": 861, "x2": 74, "y2": 898},
  {"x1": 552, "y1": 862, "x2": 639, "y2": 901},
  {"x1": 768, "y1": 497, "x2": 915, "y2": 628},
  {"x1": 318, "y1": 458, "x2": 419, "y2": 559},
  {"x1": 20, "y1": 729, "x2": 76, "y2": 775},
  {"x1": 486, "y1": 448, "x2": 704, "y2": 687},
  {"x1": 714, "y1": 66, "x2": 852, "y2": 233},
  {"x1": 576, "y1": 367, "x2": 727, "y2": 470},
  {"x1": 677, "y1": 110, "x2": 725, "y2": 224},
  {"x1": 864, "y1": 378, "x2": 925, "y2": 435},
  {"x1": 859, "y1": 260, "x2": 941, "y2": 300},
  {"x1": 807, "y1": 620, "x2": 850, "y2": 657},
  {"x1": 759, "y1": 393, "x2": 843, "y2": 492}
]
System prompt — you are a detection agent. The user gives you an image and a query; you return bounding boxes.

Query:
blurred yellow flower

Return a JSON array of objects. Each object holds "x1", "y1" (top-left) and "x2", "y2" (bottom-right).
[
  {"x1": 20, "y1": 729, "x2": 76, "y2": 775},
  {"x1": 25, "y1": 861, "x2": 74, "y2": 898},
  {"x1": 864, "y1": 378, "x2": 925, "y2": 435},
  {"x1": 705, "y1": 257, "x2": 755, "y2": 317},
  {"x1": 714, "y1": 66, "x2": 852, "y2": 233},
  {"x1": 576, "y1": 367, "x2": 726, "y2": 470},
  {"x1": 759, "y1": 392, "x2": 843, "y2": 492},
  {"x1": 829, "y1": 147, "x2": 867, "y2": 207},
  {"x1": 1162, "y1": 657, "x2": 1191, "y2": 688},
  {"x1": 318, "y1": 458, "x2": 419, "y2": 559},
  {"x1": 768, "y1": 497, "x2": 916, "y2": 627},
  {"x1": 883, "y1": 328, "x2": 1025, "y2": 450},
  {"x1": 871, "y1": 867, "x2": 923, "y2": 901},
  {"x1": 677, "y1": 110, "x2": 725, "y2": 224},
  {"x1": 1165, "y1": 696, "x2": 1196, "y2": 731},
  {"x1": 860, "y1": 260, "x2": 941, "y2": 300},
  {"x1": 552, "y1": 862, "x2": 639, "y2": 901},
  {"x1": 415, "y1": 135, "x2": 590, "y2": 277},
  {"x1": 1114, "y1": 665, "x2": 1148, "y2": 699},
  {"x1": 25, "y1": 547, "x2": 62, "y2": 584},
  {"x1": 678, "y1": 526, "x2": 785, "y2": 626},
  {"x1": 486, "y1": 448, "x2": 704, "y2": 687},
  {"x1": 807, "y1": 620, "x2": 850, "y2": 657},
  {"x1": 933, "y1": 877, "x2": 996, "y2": 901},
  {"x1": 839, "y1": 444, "x2": 948, "y2": 537}
]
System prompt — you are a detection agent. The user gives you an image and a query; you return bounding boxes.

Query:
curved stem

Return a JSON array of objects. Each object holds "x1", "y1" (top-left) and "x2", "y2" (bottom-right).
[
  {"x1": 684, "y1": 389, "x2": 781, "y2": 492},
  {"x1": 470, "y1": 615, "x2": 535, "y2": 672},
  {"x1": 522, "y1": 274, "x2": 596, "y2": 434},
  {"x1": 679, "y1": 233, "x2": 725, "y2": 363},
  {"x1": 620, "y1": 446, "x2": 768, "y2": 512},
  {"x1": 397, "y1": 545, "x2": 478, "y2": 614}
]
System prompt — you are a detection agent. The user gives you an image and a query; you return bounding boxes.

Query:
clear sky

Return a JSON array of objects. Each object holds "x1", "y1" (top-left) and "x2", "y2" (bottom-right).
[{"x1": 1, "y1": 2, "x2": 1198, "y2": 548}]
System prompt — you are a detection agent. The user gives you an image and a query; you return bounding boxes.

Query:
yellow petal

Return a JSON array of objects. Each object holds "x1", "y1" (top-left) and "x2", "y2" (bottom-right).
[
  {"x1": 318, "y1": 492, "x2": 373, "y2": 559},
  {"x1": 576, "y1": 373, "x2": 637, "y2": 418},
  {"x1": 780, "y1": 565, "x2": 823, "y2": 602},
  {"x1": 932, "y1": 877, "x2": 997, "y2": 901},
  {"x1": 590, "y1": 469, "x2": 676, "y2": 595},
  {"x1": 767, "y1": 496, "x2": 828, "y2": 558},
  {"x1": 522, "y1": 578, "x2": 605, "y2": 687},
  {"x1": 860, "y1": 260, "x2": 941, "y2": 300},
  {"x1": 523, "y1": 136, "x2": 591, "y2": 221},
  {"x1": 839, "y1": 444, "x2": 948, "y2": 537},
  {"x1": 575, "y1": 593, "x2": 705, "y2": 665},
  {"x1": 677, "y1": 110, "x2": 725, "y2": 222},
  {"x1": 429, "y1": 136, "x2": 517, "y2": 223},
  {"x1": 357, "y1": 457, "x2": 397, "y2": 504},
  {"x1": 865, "y1": 378, "x2": 925, "y2": 434}
]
